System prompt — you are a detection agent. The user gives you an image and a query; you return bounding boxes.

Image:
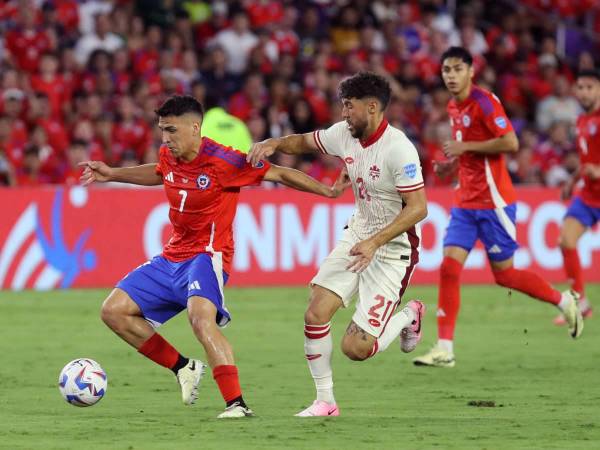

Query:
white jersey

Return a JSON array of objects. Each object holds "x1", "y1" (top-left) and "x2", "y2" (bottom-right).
[{"x1": 313, "y1": 119, "x2": 424, "y2": 262}]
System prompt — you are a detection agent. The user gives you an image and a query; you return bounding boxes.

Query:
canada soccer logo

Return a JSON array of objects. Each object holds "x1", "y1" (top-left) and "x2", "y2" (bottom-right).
[
  {"x1": 196, "y1": 174, "x2": 211, "y2": 190},
  {"x1": 369, "y1": 165, "x2": 381, "y2": 180}
]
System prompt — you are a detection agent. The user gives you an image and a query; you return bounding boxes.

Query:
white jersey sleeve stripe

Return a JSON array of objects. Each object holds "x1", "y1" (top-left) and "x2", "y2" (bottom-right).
[
  {"x1": 313, "y1": 130, "x2": 328, "y2": 154},
  {"x1": 395, "y1": 182, "x2": 424, "y2": 189},
  {"x1": 396, "y1": 183, "x2": 424, "y2": 193}
]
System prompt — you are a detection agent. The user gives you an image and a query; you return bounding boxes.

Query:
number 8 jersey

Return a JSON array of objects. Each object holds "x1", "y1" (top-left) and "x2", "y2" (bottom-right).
[
  {"x1": 447, "y1": 85, "x2": 516, "y2": 209},
  {"x1": 576, "y1": 108, "x2": 600, "y2": 207}
]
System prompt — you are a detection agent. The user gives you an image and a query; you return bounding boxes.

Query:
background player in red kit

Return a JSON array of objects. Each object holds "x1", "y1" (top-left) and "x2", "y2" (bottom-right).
[
  {"x1": 80, "y1": 95, "x2": 351, "y2": 418},
  {"x1": 413, "y1": 47, "x2": 583, "y2": 368},
  {"x1": 556, "y1": 69, "x2": 600, "y2": 325}
]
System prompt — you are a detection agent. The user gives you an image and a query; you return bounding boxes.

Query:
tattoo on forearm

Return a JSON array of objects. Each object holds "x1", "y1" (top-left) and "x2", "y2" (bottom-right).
[{"x1": 345, "y1": 322, "x2": 369, "y2": 341}]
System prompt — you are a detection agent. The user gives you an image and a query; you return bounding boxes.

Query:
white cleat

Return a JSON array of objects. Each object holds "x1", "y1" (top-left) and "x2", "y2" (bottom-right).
[
  {"x1": 176, "y1": 359, "x2": 206, "y2": 405},
  {"x1": 217, "y1": 402, "x2": 255, "y2": 418},
  {"x1": 560, "y1": 290, "x2": 584, "y2": 339},
  {"x1": 413, "y1": 344, "x2": 455, "y2": 368}
]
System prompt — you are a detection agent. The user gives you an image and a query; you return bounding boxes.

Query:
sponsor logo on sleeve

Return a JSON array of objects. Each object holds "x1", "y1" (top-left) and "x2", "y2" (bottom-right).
[
  {"x1": 196, "y1": 174, "x2": 211, "y2": 190},
  {"x1": 344, "y1": 156, "x2": 354, "y2": 164},
  {"x1": 255, "y1": 161, "x2": 265, "y2": 169},
  {"x1": 403, "y1": 163, "x2": 417, "y2": 179},
  {"x1": 494, "y1": 117, "x2": 507, "y2": 129}
]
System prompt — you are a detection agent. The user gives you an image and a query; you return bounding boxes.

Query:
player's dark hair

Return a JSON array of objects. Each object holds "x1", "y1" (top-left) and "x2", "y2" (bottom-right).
[
  {"x1": 577, "y1": 69, "x2": 600, "y2": 81},
  {"x1": 441, "y1": 46, "x2": 473, "y2": 66},
  {"x1": 155, "y1": 95, "x2": 204, "y2": 119},
  {"x1": 338, "y1": 72, "x2": 391, "y2": 110}
]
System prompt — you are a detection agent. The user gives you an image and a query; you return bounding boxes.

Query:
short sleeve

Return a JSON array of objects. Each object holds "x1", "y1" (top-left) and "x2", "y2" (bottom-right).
[
  {"x1": 312, "y1": 121, "x2": 347, "y2": 158},
  {"x1": 221, "y1": 158, "x2": 271, "y2": 188},
  {"x1": 478, "y1": 93, "x2": 514, "y2": 138},
  {"x1": 392, "y1": 137, "x2": 425, "y2": 193}
]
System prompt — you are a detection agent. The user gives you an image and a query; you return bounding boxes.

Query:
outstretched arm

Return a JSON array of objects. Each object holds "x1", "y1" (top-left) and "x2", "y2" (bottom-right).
[
  {"x1": 80, "y1": 161, "x2": 163, "y2": 186},
  {"x1": 247, "y1": 133, "x2": 319, "y2": 167},
  {"x1": 263, "y1": 165, "x2": 351, "y2": 198},
  {"x1": 444, "y1": 131, "x2": 519, "y2": 157}
]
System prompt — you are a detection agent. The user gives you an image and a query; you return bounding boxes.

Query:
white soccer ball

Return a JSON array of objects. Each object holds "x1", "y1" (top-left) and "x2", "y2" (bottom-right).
[{"x1": 58, "y1": 358, "x2": 107, "y2": 407}]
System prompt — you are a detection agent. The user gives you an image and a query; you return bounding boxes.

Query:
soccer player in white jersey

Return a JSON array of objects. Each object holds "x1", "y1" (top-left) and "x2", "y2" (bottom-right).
[{"x1": 248, "y1": 72, "x2": 428, "y2": 417}]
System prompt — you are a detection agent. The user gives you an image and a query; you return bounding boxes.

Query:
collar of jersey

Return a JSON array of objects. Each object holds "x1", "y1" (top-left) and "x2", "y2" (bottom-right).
[{"x1": 359, "y1": 118, "x2": 388, "y2": 148}]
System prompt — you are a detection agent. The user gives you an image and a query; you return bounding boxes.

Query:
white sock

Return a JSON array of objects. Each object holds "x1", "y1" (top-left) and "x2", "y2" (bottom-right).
[
  {"x1": 304, "y1": 322, "x2": 335, "y2": 404},
  {"x1": 579, "y1": 297, "x2": 591, "y2": 311},
  {"x1": 438, "y1": 339, "x2": 454, "y2": 354},
  {"x1": 376, "y1": 305, "x2": 415, "y2": 353},
  {"x1": 557, "y1": 292, "x2": 572, "y2": 311}
]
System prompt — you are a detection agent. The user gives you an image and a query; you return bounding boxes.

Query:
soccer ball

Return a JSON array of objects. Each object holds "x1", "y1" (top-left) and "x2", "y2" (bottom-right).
[{"x1": 58, "y1": 358, "x2": 107, "y2": 407}]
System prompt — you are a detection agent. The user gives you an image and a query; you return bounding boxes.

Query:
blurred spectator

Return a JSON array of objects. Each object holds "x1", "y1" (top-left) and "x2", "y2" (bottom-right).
[
  {"x1": 15, "y1": 144, "x2": 53, "y2": 186},
  {"x1": 536, "y1": 76, "x2": 582, "y2": 132},
  {"x1": 209, "y1": 10, "x2": 258, "y2": 75},
  {"x1": 74, "y1": 12, "x2": 124, "y2": 66},
  {"x1": 60, "y1": 139, "x2": 88, "y2": 185},
  {"x1": 201, "y1": 94, "x2": 253, "y2": 152},
  {"x1": 0, "y1": 0, "x2": 598, "y2": 188}
]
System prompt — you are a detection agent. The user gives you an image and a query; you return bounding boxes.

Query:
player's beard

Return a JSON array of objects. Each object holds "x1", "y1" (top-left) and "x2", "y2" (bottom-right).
[{"x1": 348, "y1": 120, "x2": 367, "y2": 139}]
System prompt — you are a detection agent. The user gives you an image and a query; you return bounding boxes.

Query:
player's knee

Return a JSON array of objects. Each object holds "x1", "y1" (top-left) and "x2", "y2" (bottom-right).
[
  {"x1": 440, "y1": 256, "x2": 462, "y2": 281},
  {"x1": 340, "y1": 337, "x2": 369, "y2": 361},
  {"x1": 493, "y1": 268, "x2": 512, "y2": 288},
  {"x1": 188, "y1": 315, "x2": 214, "y2": 343},
  {"x1": 100, "y1": 299, "x2": 123, "y2": 330},
  {"x1": 304, "y1": 305, "x2": 329, "y2": 326}
]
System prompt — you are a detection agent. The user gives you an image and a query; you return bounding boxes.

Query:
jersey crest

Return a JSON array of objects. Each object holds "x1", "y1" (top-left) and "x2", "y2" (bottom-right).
[
  {"x1": 196, "y1": 174, "x2": 211, "y2": 190},
  {"x1": 369, "y1": 165, "x2": 381, "y2": 180}
]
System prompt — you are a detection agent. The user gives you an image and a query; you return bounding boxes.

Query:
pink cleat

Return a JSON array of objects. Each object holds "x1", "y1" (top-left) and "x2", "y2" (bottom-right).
[
  {"x1": 400, "y1": 300, "x2": 426, "y2": 353},
  {"x1": 295, "y1": 400, "x2": 340, "y2": 417}
]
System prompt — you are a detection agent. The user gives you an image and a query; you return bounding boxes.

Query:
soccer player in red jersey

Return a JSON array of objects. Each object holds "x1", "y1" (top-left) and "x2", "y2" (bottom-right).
[
  {"x1": 555, "y1": 69, "x2": 600, "y2": 324},
  {"x1": 413, "y1": 47, "x2": 583, "y2": 368},
  {"x1": 80, "y1": 95, "x2": 351, "y2": 418}
]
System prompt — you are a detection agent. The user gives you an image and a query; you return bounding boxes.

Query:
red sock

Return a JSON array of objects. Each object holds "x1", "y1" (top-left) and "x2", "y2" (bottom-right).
[
  {"x1": 213, "y1": 365, "x2": 242, "y2": 403},
  {"x1": 438, "y1": 256, "x2": 463, "y2": 340},
  {"x1": 138, "y1": 333, "x2": 180, "y2": 369},
  {"x1": 561, "y1": 247, "x2": 585, "y2": 298},
  {"x1": 493, "y1": 267, "x2": 561, "y2": 305}
]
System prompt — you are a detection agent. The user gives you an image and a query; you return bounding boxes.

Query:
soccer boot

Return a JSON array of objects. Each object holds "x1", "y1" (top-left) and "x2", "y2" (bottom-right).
[
  {"x1": 176, "y1": 359, "x2": 206, "y2": 405},
  {"x1": 559, "y1": 290, "x2": 584, "y2": 339},
  {"x1": 553, "y1": 296, "x2": 592, "y2": 326},
  {"x1": 413, "y1": 344, "x2": 455, "y2": 368},
  {"x1": 400, "y1": 300, "x2": 426, "y2": 353},
  {"x1": 295, "y1": 400, "x2": 340, "y2": 417},
  {"x1": 217, "y1": 402, "x2": 255, "y2": 418}
]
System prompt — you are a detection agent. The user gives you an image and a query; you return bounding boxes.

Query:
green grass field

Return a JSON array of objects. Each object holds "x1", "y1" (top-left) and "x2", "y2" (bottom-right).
[{"x1": 1, "y1": 285, "x2": 599, "y2": 450}]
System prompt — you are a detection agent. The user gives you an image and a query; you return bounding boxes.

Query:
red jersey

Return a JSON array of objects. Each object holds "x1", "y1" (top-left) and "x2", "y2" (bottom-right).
[
  {"x1": 575, "y1": 108, "x2": 600, "y2": 207},
  {"x1": 156, "y1": 138, "x2": 270, "y2": 272},
  {"x1": 448, "y1": 85, "x2": 517, "y2": 209}
]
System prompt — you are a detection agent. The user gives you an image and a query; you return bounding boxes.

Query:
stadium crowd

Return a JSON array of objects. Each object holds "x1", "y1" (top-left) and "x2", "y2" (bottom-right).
[{"x1": 0, "y1": 0, "x2": 599, "y2": 188}]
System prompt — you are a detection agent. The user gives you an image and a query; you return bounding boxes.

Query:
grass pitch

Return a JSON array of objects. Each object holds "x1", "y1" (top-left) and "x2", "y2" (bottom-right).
[{"x1": 1, "y1": 285, "x2": 599, "y2": 450}]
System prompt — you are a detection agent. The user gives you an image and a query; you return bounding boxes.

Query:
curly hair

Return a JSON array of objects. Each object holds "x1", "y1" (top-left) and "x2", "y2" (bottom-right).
[
  {"x1": 338, "y1": 72, "x2": 391, "y2": 110},
  {"x1": 155, "y1": 95, "x2": 204, "y2": 118}
]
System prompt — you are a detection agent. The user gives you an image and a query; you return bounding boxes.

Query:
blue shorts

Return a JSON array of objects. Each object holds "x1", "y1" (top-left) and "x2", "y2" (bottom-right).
[
  {"x1": 117, "y1": 253, "x2": 230, "y2": 328},
  {"x1": 443, "y1": 204, "x2": 519, "y2": 261},
  {"x1": 565, "y1": 196, "x2": 600, "y2": 228}
]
